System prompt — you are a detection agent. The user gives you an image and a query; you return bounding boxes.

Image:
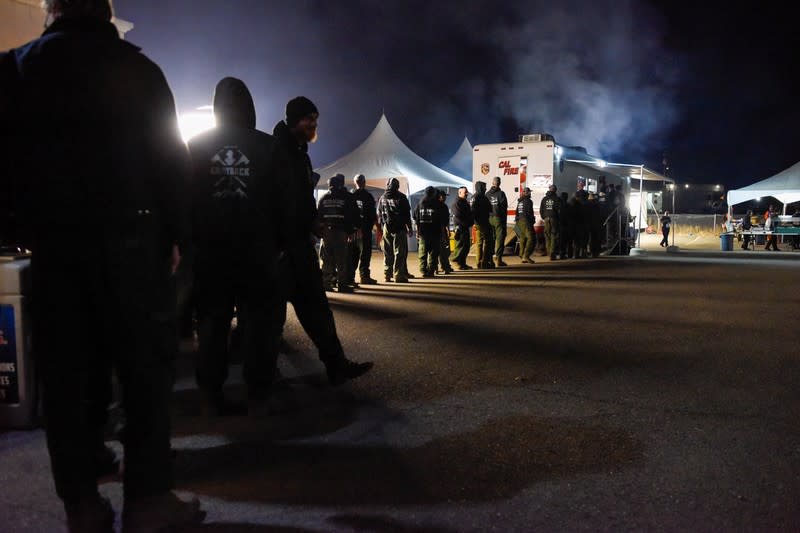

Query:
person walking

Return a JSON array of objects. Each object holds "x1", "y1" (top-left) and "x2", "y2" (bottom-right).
[
  {"x1": 515, "y1": 187, "x2": 536, "y2": 263},
  {"x1": 378, "y1": 178, "x2": 413, "y2": 282},
  {"x1": 486, "y1": 176, "x2": 509, "y2": 266},
  {"x1": 764, "y1": 206, "x2": 780, "y2": 251},
  {"x1": 451, "y1": 186, "x2": 474, "y2": 269},
  {"x1": 1, "y1": 1, "x2": 205, "y2": 530},
  {"x1": 269, "y1": 97, "x2": 373, "y2": 388},
  {"x1": 660, "y1": 210, "x2": 672, "y2": 247},
  {"x1": 349, "y1": 173, "x2": 378, "y2": 285}
]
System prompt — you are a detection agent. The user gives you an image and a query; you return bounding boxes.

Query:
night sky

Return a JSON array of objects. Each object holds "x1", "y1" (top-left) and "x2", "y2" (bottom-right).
[{"x1": 113, "y1": 0, "x2": 798, "y2": 189}]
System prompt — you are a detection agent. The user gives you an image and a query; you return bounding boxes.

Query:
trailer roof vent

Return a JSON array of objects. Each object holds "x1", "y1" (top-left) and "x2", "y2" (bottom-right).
[{"x1": 519, "y1": 133, "x2": 554, "y2": 143}]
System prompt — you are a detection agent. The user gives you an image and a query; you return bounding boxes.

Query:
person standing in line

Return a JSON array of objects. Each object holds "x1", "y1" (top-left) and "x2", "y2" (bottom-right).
[
  {"x1": 587, "y1": 192, "x2": 603, "y2": 257},
  {"x1": 436, "y1": 189, "x2": 454, "y2": 274},
  {"x1": 471, "y1": 181, "x2": 494, "y2": 268},
  {"x1": 269, "y1": 97, "x2": 373, "y2": 388},
  {"x1": 540, "y1": 185, "x2": 561, "y2": 260},
  {"x1": 413, "y1": 186, "x2": 442, "y2": 277},
  {"x1": 515, "y1": 187, "x2": 536, "y2": 263},
  {"x1": 318, "y1": 173, "x2": 359, "y2": 292},
  {"x1": 660, "y1": 210, "x2": 672, "y2": 247},
  {"x1": 378, "y1": 177, "x2": 413, "y2": 282},
  {"x1": 188, "y1": 77, "x2": 292, "y2": 417},
  {"x1": 1, "y1": 0, "x2": 205, "y2": 530},
  {"x1": 349, "y1": 173, "x2": 378, "y2": 285},
  {"x1": 451, "y1": 186, "x2": 474, "y2": 270},
  {"x1": 486, "y1": 176, "x2": 509, "y2": 266}
]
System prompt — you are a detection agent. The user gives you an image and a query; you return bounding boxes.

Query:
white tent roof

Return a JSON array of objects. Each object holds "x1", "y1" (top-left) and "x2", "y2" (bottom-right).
[
  {"x1": 442, "y1": 136, "x2": 473, "y2": 180},
  {"x1": 727, "y1": 161, "x2": 800, "y2": 206},
  {"x1": 314, "y1": 114, "x2": 471, "y2": 195}
]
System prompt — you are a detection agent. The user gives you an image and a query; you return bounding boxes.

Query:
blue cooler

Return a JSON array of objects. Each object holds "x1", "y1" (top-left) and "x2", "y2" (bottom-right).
[
  {"x1": 0, "y1": 255, "x2": 37, "y2": 429},
  {"x1": 720, "y1": 233, "x2": 734, "y2": 251}
]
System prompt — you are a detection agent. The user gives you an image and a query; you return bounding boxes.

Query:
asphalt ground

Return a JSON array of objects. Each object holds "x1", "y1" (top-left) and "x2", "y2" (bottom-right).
[{"x1": 1, "y1": 246, "x2": 799, "y2": 532}]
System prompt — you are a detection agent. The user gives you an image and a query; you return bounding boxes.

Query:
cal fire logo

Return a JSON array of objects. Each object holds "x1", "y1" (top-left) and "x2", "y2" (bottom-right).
[
  {"x1": 480, "y1": 163, "x2": 490, "y2": 175},
  {"x1": 498, "y1": 160, "x2": 519, "y2": 176},
  {"x1": 210, "y1": 146, "x2": 251, "y2": 199}
]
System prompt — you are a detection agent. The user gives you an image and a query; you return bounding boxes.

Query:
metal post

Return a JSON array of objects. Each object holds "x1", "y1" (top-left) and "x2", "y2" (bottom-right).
[
  {"x1": 672, "y1": 182, "x2": 676, "y2": 247},
  {"x1": 637, "y1": 165, "x2": 644, "y2": 248}
]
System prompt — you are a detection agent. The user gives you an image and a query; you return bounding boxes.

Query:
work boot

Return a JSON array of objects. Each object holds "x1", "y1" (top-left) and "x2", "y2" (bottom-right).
[
  {"x1": 338, "y1": 285, "x2": 354, "y2": 293},
  {"x1": 65, "y1": 495, "x2": 115, "y2": 533},
  {"x1": 395, "y1": 277, "x2": 410, "y2": 283},
  {"x1": 496, "y1": 258, "x2": 508, "y2": 267},
  {"x1": 406, "y1": 273, "x2": 416, "y2": 279},
  {"x1": 122, "y1": 492, "x2": 205, "y2": 533},
  {"x1": 360, "y1": 276, "x2": 378, "y2": 285},
  {"x1": 326, "y1": 358, "x2": 374, "y2": 386},
  {"x1": 524, "y1": 256, "x2": 534, "y2": 263}
]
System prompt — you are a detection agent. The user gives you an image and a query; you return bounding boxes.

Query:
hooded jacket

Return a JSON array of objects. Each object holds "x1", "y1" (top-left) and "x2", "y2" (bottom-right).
[
  {"x1": 188, "y1": 78, "x2": 291, "y2": 266},
  {"x1": 452, "y1": 194, "x2": 474, "y2": 228},
  {"x1": 4, "y1": 16, "x2": 190, "y2": 296},
  {"x1": 471, "y1": 181, "x2": 492, "y2": 226},
  {"x1": 486, "y1": 184, "x2": 508, "y2": 220},
  {"x1": 413, "y1": 186, "x2": 443, "y2": 237},
  {"x1": 378, "y1": 180, "x2": 412, "y2": 233}
]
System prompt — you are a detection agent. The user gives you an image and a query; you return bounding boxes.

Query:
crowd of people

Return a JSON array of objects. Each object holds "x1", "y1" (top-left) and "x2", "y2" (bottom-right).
[{"x1": 1, "y1": 1, "x2": 372, "y2": 531}]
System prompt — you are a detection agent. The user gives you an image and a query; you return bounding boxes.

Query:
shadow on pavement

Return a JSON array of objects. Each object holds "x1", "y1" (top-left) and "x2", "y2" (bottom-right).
[{"x1": 172, "y1": 414, "x2": 642, "y2": 506}]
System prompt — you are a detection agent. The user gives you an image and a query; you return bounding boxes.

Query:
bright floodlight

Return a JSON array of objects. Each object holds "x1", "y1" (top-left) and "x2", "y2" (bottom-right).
[
  {"x1": 597, "y1": 159, "x2": 607, "y2": 168},
  {"x1": 178, "y1": 110, "x2": 215, "y2": 142}
]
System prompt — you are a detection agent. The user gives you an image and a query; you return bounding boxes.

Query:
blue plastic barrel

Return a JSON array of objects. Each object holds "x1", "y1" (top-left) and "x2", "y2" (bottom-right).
[{"x1": 720, "y1": 233, "x2": 733, "y2": 251}]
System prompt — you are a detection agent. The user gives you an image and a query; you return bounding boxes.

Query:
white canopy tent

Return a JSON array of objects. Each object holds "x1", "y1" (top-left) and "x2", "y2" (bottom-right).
[
  {"x1": 442, "y1": 136, "x2": 473, "y2": 180},
  {"x1": 314, "y1": 114, "x2": 471, "y2": 195},
  {"x1": 727, "y1": 161, "x2": 800, "y2": 212}
]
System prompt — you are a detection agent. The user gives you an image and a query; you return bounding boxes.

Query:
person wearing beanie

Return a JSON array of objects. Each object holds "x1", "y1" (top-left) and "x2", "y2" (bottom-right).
[{"x1": 271, "y1": 97, "x2": 373, "y2": 385}]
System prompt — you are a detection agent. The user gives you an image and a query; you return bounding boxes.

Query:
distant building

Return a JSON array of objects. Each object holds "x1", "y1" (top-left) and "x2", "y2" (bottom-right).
[{"x1": 0, "y1": 0, "x2": 132, "y2": 50}]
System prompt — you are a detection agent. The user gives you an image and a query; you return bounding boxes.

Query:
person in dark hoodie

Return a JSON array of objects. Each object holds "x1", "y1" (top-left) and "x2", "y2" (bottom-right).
[
  {"x1": 0, "y1": 0, "x2": 204, "y2": 530},
  {"x1": 318, "y1": 173, "x2": 359, "y2": 292},
  {"x1": 540, "y1": 185, "x2": 561, "y2": 260},
  {"x1": 471, "y1": 181, "x2": 494, "y2": 268},
  {"x1": 451, "y1": 186, "x2": 474, "y2": 269},
  {"x1": 378, "y1": 177, "x2": 413, "y2": 282},
  {"x1": 349, "y1": 173, "x2": 378, "y2": 285},
  {"x1": 435, "y1": 189, "x2": 454, "y2": 274},
  {"x1": 515, "y1": 187, "x2": 536, "y2": 263},
  {"x1": 271, "y1": 97, "x2": 373, "y2": 387},
  {"x1": 413, "y1": 186, "x2": 442, "y2": 277},
  {"x1": 188, "y1": 77, "x2": 291, "y2": 416},
  {"x1": 486, "y1": 176, "x2": 509, "y2": 266}
]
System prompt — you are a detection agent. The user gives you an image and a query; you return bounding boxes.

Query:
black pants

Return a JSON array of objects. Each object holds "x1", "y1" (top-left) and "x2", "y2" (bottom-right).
[
  {"x1": 33, "y1": 253, "x2": 174, "y2": 504},
  {"x1": 350, "y1": 227, "x2": 373, "y2": 281},
  {"x1": 271, "y1": 243, "x2": 345, "y2": 370},
  {"x1": 660, "y1": 229, "x2": 670, "y2": 246},
  {"x1": 194, "y1": 250, "x2": 276, "y2": 391}
]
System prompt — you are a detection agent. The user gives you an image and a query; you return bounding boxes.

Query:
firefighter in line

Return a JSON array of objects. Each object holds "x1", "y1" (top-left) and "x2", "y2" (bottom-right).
[
  {"x1": 515, "y1": 187, "x2": 536, "y2": 263},
  {"x1": 540, "y1": 184, "x2": 562, "y2": 260},
  {"x1": 1, "y1": 0, "x2": 205, "y2": 529},
  {"x1": 378, "y1": 177, "x2": 413, "y2": 282},
  {"x1": 451, "y1": 186, "x2": 474, "y2": 270},
  {"x1": 471, "y1": 181, "x2": 494, "y2": 268},
  {"x1": 349, "y1": 173, "x2": 379, "y2": 285},
  {"x1": 319, "y1": 173, "x2": 359, "y2": 292},
  {"x1": 268, "y1": 96, "x2": 373, "y2": 389},
  {"x1": 436, "y1": 189, "x2": 454, "y2": 274},
  {"x1": 188, "y1": 77, "x2": 292, "y2": 417},
  {"x1": 413, "y1": 186, "x2": 442, "y2": 277},
  {"x1": 486, "y1": 176, "x2": 509, "y2": 266},
  {"x1": 587, "y1": 192, "x2": 604, "y2": 257}
]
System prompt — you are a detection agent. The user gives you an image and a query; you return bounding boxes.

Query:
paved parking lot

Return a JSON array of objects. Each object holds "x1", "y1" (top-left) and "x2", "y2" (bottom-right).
[{"x1": 2, "y1": 250, "x2": 799, "y2": 531}]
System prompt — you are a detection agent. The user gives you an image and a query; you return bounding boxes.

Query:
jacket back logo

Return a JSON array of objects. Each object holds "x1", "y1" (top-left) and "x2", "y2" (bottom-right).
[{"x1": 210, "y1": 146, "x2": 251, "y2": 199}]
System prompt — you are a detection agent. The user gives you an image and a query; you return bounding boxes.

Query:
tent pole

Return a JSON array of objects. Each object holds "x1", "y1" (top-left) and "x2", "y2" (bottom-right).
[
  {"x1": 637, "y1": 165, "x2": 644, "y2": 248},
  {"x1": 672, "y1": 181, "x2": 676, "y2": 247}
]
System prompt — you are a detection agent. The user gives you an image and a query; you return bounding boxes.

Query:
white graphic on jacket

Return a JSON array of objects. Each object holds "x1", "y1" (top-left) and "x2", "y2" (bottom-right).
[{"x1": 210, "y1": 146, "x2": 250, "y2": 199}]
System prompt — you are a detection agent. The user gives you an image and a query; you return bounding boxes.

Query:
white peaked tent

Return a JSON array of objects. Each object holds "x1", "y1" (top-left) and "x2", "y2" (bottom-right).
[
  {"x1": 727, "y1": 161, "x2": 800, "y2": 209},
  {"x1": 314, "y1": 114, "x2": 471, "y2": 194},
  {"x1": 442, "y1": 136, "x2": 473, "y2": 180}
]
